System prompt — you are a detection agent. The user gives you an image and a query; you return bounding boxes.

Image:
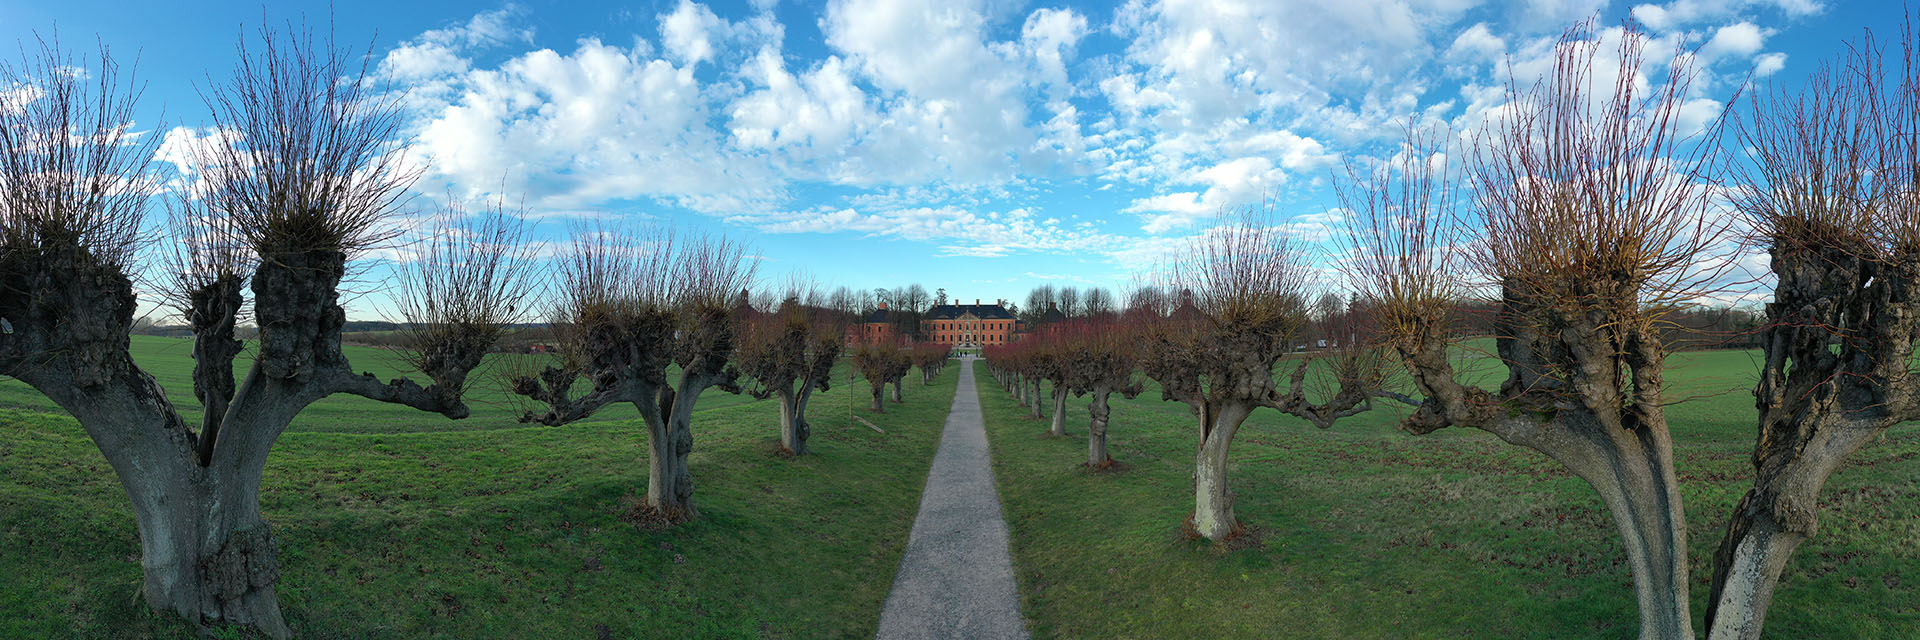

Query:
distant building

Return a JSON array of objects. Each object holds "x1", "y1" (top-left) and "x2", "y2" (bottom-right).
[
  {"x1": 924, "y1": 299, "x2": 1020, "y2": 351},
  {"x1": 846, "y1": 297, "x2": 1022, "y2": 352},
  {"x1": 846, "y1": 302, "x2": 901, "y2": 347}
]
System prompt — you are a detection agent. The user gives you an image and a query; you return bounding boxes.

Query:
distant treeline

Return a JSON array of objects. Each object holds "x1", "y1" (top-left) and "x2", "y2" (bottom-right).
[
  {"x1": 131, "y1": 320, "x2": 562, "y2": 353},
  {"x1": 1433, "y1": 301, "x2": 1764, "y2": 351}
]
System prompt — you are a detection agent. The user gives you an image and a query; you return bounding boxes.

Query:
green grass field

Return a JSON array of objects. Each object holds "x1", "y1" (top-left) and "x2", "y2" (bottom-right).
[
  {"x1": 976, "y1": 347, "x2": 1920, "y2": 638},
  {"x1": 0, "y1": 336, "x2": 962, "y2": 638}
]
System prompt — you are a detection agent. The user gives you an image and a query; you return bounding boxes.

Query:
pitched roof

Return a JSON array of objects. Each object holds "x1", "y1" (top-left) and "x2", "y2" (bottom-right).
[{"x1": 924, "y1": 302, "x2": 1014, "y2": 320}]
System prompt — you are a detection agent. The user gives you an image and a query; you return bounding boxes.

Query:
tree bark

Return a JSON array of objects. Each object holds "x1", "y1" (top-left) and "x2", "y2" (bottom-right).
[
  {"x1": 870, "y1": 385, "x2": 885, "y2": 412},
  {"x1": 643, "y1": 384, "x2": 695, "y2": 520},
  {"x1": 1706, "y1": 418, "x2": 1884, "y2": 640},
  {"x1": 1028, "y1": 380, "x2": 1044, "y2": 419},
  {"x1": 1048, "y1": 384, "x2": 1068, "y2": 436},
  {"x1": 1087, "y1": 388, "x2": 1111, "y2": 467},
  {"x1": 52, "y1": 372, "x2": 298, "y2": 639},
  {"x1": 1191, "y1": 403, "x2": 1250, "y2": 541},
  {"x1": 776, "y1": 387, "x2": 810, "y2": 456},
  {"x1": 891, "y1": 379, "x2": 904, "y2": 403},
  {"x1": 1550, "y1": 418, "x2": 1693, "y2": 640},
  {"x1": 1703, "y1": 247, "x2": 1920, "y2": 640}
]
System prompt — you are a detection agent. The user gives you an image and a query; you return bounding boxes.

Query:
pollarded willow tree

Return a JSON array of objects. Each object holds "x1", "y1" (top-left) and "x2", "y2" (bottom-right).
[
  {"x1": 1338, "y1": 22, "x2": 1732, "y2": 640},
  {"x1": 1021, "y1": 337, "x2": 1054, "y2": 420},
  {"x1": 852, "y1": 343, "x2": 909, "y2": 412},
  {"x1": 1138, "y1": 210, "x2": 1384, "y2": 543},
  {"x1": 1056, "y1": 319, "x2": 1143, "y2": 468},
  {"x1": 910, "y1": 342, "x2": 949, "y2": 384},
  {"x1": 1705, "y1": 28, "x2": 1920, "y2": 640},
  {"x1": 1035, "y1": 329, "x2": 1076, "y2": 437},
  {"x1": 511, "y1": 228, "x2": 755, "y2": 522},
  {"x1": 0, "y1": 32, "x2": 532, "y2": 638},
  {"x1": 735, "y1": 286, "x2": 848, "y2": 456}
]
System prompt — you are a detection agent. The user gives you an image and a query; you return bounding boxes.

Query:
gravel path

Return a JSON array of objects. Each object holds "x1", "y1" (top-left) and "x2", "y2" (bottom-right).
[{"x1": 875, "y1": 357, "x2": 1028, "y2": 640}]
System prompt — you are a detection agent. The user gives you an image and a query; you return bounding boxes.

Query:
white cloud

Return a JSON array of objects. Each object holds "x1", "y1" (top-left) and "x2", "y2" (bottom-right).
[
  {"x1": 1022, "y1": 7, "x2": 1089, "y2": 97},
  {"x1": 379, "y1": 5, "x2": 533, "y2": 82},
  {"x1": 406, "y1": 38, "x2": 781, "y2": 212},
  {"x1": 1630, "y1": 0, "x2": 1824, "y2": 31},
  {"x1": 728, "y1": 52, "x2": 871, "y2": 154},
  {"x1": 725, "y1": 204, "x2": 1128, "y2": 258},
  {"x1": 1753, "y1": 51, "x2": 1787, "y2": 76},
  {"x1": 1446, "y1": 23, "x2": 1507, "y2": 66},
  {"x1": 661, "y1": 1, "x2": 726, "y2": 66},
  {"x1": 1702, "y1": 22, "x2": 1768, "y2": 61}
]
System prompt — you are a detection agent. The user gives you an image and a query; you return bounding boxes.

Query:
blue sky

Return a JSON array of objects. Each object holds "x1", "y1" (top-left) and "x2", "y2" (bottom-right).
[{"x1": 0, "y1": 0, "x2": 1899, "y2": 317}]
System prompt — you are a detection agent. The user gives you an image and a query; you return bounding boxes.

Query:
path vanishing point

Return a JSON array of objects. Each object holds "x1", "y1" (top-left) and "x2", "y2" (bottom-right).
[{"x1": 875, "y1": 357, "x2": 1029, "y2": 640}]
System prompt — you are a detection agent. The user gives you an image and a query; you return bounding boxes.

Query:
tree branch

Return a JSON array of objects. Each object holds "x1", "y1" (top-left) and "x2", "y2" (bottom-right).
[{"x1": 328, "y1": 369, "x2": 467, "y2": 419}]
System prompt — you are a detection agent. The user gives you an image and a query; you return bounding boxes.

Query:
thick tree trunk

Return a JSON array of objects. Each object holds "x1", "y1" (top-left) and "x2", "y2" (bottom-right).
[
  {"x1": 891, "y1": 379, "x2": 904, "y2": 403},
  {"x1": 1087, "y1": 389, "x2": 1111, "y2": 467},
  {"x1": 56, "y1": 369, "x2": 299, "y2": 639},
  {"x1": 1191, "y1": 403, "x2": 1250, "y2": 542},
  {"x1": 1028, "y1": 381, "x2": 1044, "y2": 419},
  {"x1": 1015, "y1": 375, "x2": 1026, "y2": 403},
  {"x1": 123, "y1": 476, "x2": 291, "y2": 639},
  {"x1": 1706, "y1": 420, "x2": 1881, "y2": 640},
  {"x1": 1543, "y1": 414, "x2": 1693, "y2": 640},
  {"x1": 870, "y1": 385, "x2": 885, "y2": 412},
  {"x1": 644, "y1": 387, "x2": 696, "y2": 520},
  {"x1": 776, "y1": 388, "x2": 809, "y2": 456},
  {"x1": 1048, "y1": 384, "x2": 1068, "y2": 436}
]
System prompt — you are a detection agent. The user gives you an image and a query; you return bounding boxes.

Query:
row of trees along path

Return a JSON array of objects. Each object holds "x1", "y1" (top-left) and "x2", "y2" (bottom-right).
[
  {"x1": 973, "y1": 20, "x2": 1920, "y2": 640},
  {"x1": 8, "y1": 16, "x2": 1920, "y2": 640}
]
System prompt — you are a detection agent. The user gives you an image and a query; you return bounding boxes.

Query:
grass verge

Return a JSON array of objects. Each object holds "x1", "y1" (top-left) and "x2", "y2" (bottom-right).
[
  {"x1": 0, "y1": 348, "x2": 964, "y2": 639},
  {"x1": 975, "y1": 353, "x2": 1920, "y2": 638}
]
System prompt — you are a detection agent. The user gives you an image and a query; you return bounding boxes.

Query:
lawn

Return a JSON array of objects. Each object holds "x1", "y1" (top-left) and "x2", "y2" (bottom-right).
[
  {"x1": 0, "y1": 335, "x2": 962, "y2": 639},
  {"x1": 977, "y1": 347, "x2": 1920, "y2": 638}
]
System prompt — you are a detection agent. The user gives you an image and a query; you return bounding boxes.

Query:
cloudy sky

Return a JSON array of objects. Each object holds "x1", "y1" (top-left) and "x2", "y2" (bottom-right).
[{"x1": 0, "y1": 0, "x2": 1895, "y2": 313}]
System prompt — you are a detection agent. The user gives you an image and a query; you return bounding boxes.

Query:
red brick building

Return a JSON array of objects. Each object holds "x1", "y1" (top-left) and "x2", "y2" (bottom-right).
[
  {"x1": 845, "y1": 302, "x2": 902, "y2": 347},
  {"x1": 844, "y1": 298, "x2": 1022, "y2": 352},
  {"x1": 925, "y1": 299, "x2": 1019, "y2": 352}
]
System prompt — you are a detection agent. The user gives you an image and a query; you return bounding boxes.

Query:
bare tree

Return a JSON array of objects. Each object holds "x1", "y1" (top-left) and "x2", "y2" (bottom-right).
[
  {"x1": 511, "y1": 227, "x2": 756, "y2": 522},
  {"x1": 911, "y1": 341, "x2": 949, "y2": 384},
  {"x1": 852, "y1": 344, "x2": 909, "y2": 412},
  {"x1": 1057, "y1": 320, "x2": 1143, "y2": 467},
  {"x1": 1339, "y1": 22, "x2": 1729, "y2": 639},
  {"x1": 735, "y1": 283, "x2": 847, "y2": 456},
  {"x1": 1083, "y1": 286, "x2": 1115, "y2": 319},
  {"x1": 1057, "y1": 286, "x2": 1081, "y2": 318},
  {"x1": 0, "y1": 30, "x2": 526, "y2": 638},
  {"x1": 1705, "y1": 26, "x2": 1920, "y2": 640},
  {"x1": 1139, "y1": 208, "x2": 1383, "y2": 543},
  {"x1": 1023, "y1": 284, "x2": 1056, "y2": 326}
]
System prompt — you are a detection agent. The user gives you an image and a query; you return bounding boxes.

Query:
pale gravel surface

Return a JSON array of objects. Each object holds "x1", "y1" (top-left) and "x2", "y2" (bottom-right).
[{"x1": 875, "y1": 357, "x2": 1029, "y2": 640}]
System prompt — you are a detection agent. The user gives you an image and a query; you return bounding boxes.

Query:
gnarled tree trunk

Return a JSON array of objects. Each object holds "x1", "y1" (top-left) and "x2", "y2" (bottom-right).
[
  {"x1": 1048, "y1": 384, "x2": 1069, "y2": 436},
  {"x1": 1544, "y1": 414, "x2": 1692, "y2": 640},
  {"x1": 1028, "y1": 380, "x2": 1044, "y2": 419},
  {"x1": 644, "y1": 384, "x2": 697, "y2": 520},
  {"x1": 891, "y1": 379, "x2": 904, "y2": 403},
  {"x1": 1087, "y1": 388, "x2": 1112, "y2": 467},
  {"x1": 1706, "y1": 420, "x2": 1874, "y2": 640},
  {"x1": 1190, "y1": 403, "x2": 1250, "y2": 541},
  {"x1": 1704, "y1": 248, "x2": 1919, "y2": 640},
  {"x1": 776, "y1": 387, "x2": 812, "y2": 456}
]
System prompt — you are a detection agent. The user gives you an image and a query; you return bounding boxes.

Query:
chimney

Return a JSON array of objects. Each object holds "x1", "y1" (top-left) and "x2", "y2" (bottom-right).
[{"x1": 975, "y1": 298, "x2": 980, "y2": 305}]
